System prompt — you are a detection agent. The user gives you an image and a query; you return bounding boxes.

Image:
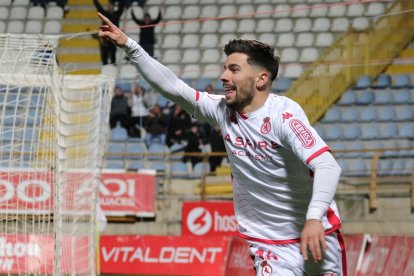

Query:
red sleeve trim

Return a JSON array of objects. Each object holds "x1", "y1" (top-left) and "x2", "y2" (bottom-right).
[
  {"x1": 306, "y1": 146, "x2": 330, "y2": 164},
  {"x1": 195, "y1": 90, "x2": 200, "y2": 102}
]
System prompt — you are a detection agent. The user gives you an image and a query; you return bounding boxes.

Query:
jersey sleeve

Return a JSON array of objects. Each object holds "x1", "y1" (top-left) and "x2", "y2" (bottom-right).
[
  {"x1": 124, "y1": 38, "x2": 224, "y2": 126},
  {"x1": 277, "y1": 98, "x2": 329, "y2": 166}
]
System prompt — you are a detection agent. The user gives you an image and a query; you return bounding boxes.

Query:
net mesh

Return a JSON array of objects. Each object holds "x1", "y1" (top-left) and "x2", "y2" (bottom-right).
[{"x1": 0, "y1": 34, "x2": 113, "y2": 275}]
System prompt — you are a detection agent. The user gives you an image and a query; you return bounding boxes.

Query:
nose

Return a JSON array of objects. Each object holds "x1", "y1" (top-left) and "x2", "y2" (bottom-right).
[{"x1": 220, "y1": 69, "x2": 229, "y2": 83}]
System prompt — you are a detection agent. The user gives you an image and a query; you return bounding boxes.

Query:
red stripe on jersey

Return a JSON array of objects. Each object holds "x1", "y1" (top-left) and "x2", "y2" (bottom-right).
[
  {"x1": 196, "y1": 90, "x2": 200, "y2": 102},
  {"x1": 306, "y1": 146, "x2": 330, "y2": 164}
]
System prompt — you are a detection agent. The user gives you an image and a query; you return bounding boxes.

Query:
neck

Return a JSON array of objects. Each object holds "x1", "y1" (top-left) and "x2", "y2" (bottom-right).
[{"x1": 238, "y1": 91, "x2": 270, "y2": 114}]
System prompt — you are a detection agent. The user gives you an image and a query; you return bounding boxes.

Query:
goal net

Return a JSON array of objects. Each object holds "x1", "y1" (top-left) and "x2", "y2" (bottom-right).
[{"x1": 0, "y1": 34, "x2": 113, "y2": 275}]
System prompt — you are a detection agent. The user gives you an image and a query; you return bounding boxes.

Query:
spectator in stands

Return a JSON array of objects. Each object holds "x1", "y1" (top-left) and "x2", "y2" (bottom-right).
[
  {"x1": 98, "y1": 14, "x2": 344, "y2": 276},
  {"x1": 110, "y1": 86, "x2": 130, "y2": 129},
  {"x1": 182, "y1": 122, "x2": 203, "y2": 168},
  {"x1": 130, "y1": 7, "x2": 162, "y2": 58},
  {"x1": 144, "y1": 104, "x2": 167, "y2": 146},
  {"x1": 32, "y1": 0, "x2": 68, "y2": 13},
  {"x1": 128, "y1": 83, "x2": 151, "y2": 137},
  {"x1": 209, "y1": 126, "x2": 225, "y2": 172},
  {"x1": 94, "y1": 0, "x2": 125, "y2": 64},
  {"x1": 166, "y1": 104, "x2": 192, "y2": 147}
]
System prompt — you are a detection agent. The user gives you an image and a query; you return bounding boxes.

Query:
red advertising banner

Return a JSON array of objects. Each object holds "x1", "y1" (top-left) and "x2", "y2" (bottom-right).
[
  {"x1": 99, "y1": 171, "x2": 156, "y2": 216},
  {"x1": 182, "y1": 201, "x2": 237, "y2": 237},
  {"x1": 223, "y1": 237, "x2": 255, "y2": 276},
  {"x1": 382, "y1": 236, "x2": 414, "y2": 276},
  {"x1": 0, "y1": 171, "x2": 156, "y2": 217},
  {"x1": 344, "y1": 234, "x2": 368, "y2": 276},
  {"x1": 0, "y1": 234, "x2": 90, "y2": 274},
  {"x1": 100, "y1": 235, "x2": 230, "y2": 276},
  {"x1": 357, "y1": 235, "x2": 394, "y2": 275}
]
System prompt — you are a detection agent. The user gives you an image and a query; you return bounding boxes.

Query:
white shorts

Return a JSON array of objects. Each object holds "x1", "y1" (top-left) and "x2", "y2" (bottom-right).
[{"x1": 249, "y1": 231, "x2": 346, "y2": 276}]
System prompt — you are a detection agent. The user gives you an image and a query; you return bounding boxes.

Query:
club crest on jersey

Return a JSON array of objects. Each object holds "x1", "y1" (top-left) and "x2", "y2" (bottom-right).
[
  {"x1": 261, "y1": 262, "x2": 273, "y2": 276},
  {"x1": 289, "y1": 119, "x2": 316, "y2": 148},
  {"x1": 260, "y1": 117, "x2": 271, "y2": 134}
]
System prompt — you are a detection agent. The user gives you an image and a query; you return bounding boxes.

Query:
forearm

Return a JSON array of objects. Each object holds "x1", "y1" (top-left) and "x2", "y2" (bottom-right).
[
  {"x1": 306, "y1": 152, "x2": 341, "y2": 220},
  {"x1": 123, "y1": 38, "x2": 197, "y2": 113}
]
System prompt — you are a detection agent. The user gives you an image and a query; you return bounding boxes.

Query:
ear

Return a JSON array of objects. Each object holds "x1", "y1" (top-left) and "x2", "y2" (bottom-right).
[{"x1": 256, "y1": 71, "x2": 270, "y2": 90}]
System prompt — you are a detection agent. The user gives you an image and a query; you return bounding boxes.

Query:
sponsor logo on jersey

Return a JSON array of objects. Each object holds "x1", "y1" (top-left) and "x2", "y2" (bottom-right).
[
  {"x1": 260, "y1": 117, "x2": 271, "y2": 134},
  {"x1": 282, "y1": 112, "x2": 293, "y2": 123},
  {"x1": 289, "y1": 119, "x2": 316, "y2": 149}
]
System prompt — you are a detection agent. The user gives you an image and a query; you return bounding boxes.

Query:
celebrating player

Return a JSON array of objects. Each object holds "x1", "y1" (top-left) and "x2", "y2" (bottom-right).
[{"x1": 97, "y1": 12, "x2": 346, "y2": 275}]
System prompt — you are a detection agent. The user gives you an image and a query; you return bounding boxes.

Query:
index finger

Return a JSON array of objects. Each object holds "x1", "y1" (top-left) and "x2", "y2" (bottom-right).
[
  {"x1": 98, "y1": 12, "x2": 115, "y2": 28},
  {"x1": 301, "y1": 236, "x2": 308, "y2": 261}
]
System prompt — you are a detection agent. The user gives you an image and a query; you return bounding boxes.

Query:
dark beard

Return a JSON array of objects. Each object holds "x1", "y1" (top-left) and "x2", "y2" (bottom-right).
[{"x1": 225, "y1": 81, "x2": 255, "y2": 110}]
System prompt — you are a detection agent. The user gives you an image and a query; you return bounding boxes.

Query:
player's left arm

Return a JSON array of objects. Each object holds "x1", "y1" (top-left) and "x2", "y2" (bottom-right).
[
  {"x1": 302, "y1": 152, "x2": 341, "y2": 262},
  {"x1": 277, "y1": 99, "x2": 341, "y2": 262}
]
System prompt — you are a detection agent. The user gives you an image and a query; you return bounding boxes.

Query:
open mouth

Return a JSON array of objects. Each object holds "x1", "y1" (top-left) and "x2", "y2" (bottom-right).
[{"x1": 224, "y1": 85, "x2": 236, "y2": 95}]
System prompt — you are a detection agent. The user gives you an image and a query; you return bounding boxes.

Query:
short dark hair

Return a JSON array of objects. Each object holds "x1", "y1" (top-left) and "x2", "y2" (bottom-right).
[{"x1": 223, "y1": 39, "x2": 280, "y2": 82}]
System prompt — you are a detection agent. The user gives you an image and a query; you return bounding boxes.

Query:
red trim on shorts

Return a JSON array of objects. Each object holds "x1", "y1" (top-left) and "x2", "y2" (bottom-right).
[
  {"x1": 238, "y1": 224, "x2": 342, "y2": 245},
  {"x1": 327, "y1": 208, "x2": 341, "y2": 228},
  {"x1": 306, "y1": 146, "x2": 330, "y2": 164},
  {"x1": 336, "y1": 230, "x2": 347, "y2": 276},
  {"x1": 195, "y1": 90, "x2": 200, "y2": 102}
]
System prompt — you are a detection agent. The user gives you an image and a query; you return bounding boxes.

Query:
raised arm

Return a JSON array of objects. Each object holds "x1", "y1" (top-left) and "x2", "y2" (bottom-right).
[{"x1": 98, "y1": 13, "x2": 198, "y2": 114}]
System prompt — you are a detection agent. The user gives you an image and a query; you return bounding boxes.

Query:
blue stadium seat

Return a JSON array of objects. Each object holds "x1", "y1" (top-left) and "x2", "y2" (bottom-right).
[
  {"x1": 341, "y1": 108, "x2": 358, "y2": 122},
  {"x1": 195, "y1": 78, "x2": 212, "y2": 91},
  {"x1": 126, "y1": 142, "x2": 147, "y2": 161},
  {"x1": 155, "y1": 95, "x2": 171, "y2": 108},
  {"x1": 377, "y1": 159, "x2": 393, "y2": 176},
  {"x1": 105, "y1": 161, "x2": 125, "y2": 169},
  {"x1": 171, "y1": 161, "x2": 190, "y2": 178},
  {"x1": 313, "y1": 124, "x2": 326, "y2": 139},
  {"x1": 376, "y1": 107, "x2": 395, "y2": 122},
  {"x1": 374, "y1": 90, "x2": 392, "y2": 105},
  {"x1": 398, "y1": 123, "x2": 414, "y2": 139},
  {"x1": 106, "y1": 143, "x2": 126, "y2": 160},
  {"x1": 149, "y1": 161, "x2": 168, "y2": 172},
  {"x1": 329, "y1": 141, "x2": 346, "y2": 158},
  {"x1": 372, "y1": 74, "x2": 391, "y2": 89},
  {"x1": 361, "y1": 124, "x2": 380, "y2": 140},
  {"x1": 346, "y1": 158, "x2": 370, "y2": 177},
  {"x1": 192, "y1": 162, "x2": 211, "y2": 178},
  {"x1": 147, "y1": 143, "x2": 168, "y2": 160},
  {"x1": 396, "y1": 106, "x2": 414, "y2": 121},
  {"x1": 337, "y1": 90, "x2": 356, "y2": 106},
  {"x1": 325, "y1": 125, "x2": 343, "y2": 141},
  {"x1": 380, "y1": 123, "x2": 398, "y2": 139},
  {"x1": 127, "y1": 161, "x2": 146, "y2": 171},
  {"x1": 393, "y1": 89, "x2": 411, "y2": 104},
  {"x1": 110, "y1": 125, "x2": 128, "y2": 142},
  {"x1": 354, "y1": 75, "x2": 371, "y2": 89},
  {"x1": 359, "y1": 107, "x2": 377, "y2": 122},
  {"x1": 393, "y1": 74, "x2": 411, "y2": 88},
  {"x1": 402, "y1": 159, "x2": 413, "y2": 175},
  {"x1": 355, "y1": 90, "x2": 374, "y2": 105},
  {"x1": 344, "y1": 141, "x2": 364, "y2": 158},
  {"x1": 169, "y1": 142, "x2": 186, "y2": 161},
  {"x1": 343, "y1": 124, "x2": 361, "y2": 140},
  {"x1": 273, "y1": 77, "x2": 292, "y2": 93},
  {"x1": 322, "y1": 107, "x2": 341, "y2": 123}
]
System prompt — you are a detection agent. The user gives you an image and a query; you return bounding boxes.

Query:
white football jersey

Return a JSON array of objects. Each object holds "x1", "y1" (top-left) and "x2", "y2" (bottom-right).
[{"x1": 194, "y1": 91, "x2": 341, "y2": 243}]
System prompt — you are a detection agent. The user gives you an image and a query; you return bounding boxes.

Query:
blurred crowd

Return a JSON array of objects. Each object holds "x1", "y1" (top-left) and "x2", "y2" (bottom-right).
[{"x1": 110, "y1": 83, "x2": 226, "y2": 172}]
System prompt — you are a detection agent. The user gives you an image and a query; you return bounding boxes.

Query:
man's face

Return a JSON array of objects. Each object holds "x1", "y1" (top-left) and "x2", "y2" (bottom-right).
[{"x1": 220, "y1": 53, "x2": 256, "y2": 110}]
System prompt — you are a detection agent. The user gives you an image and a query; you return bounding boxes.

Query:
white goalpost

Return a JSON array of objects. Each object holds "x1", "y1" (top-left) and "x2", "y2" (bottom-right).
[{"x1": 0, "y1": 34, "x2": 113, "y2": 275}]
